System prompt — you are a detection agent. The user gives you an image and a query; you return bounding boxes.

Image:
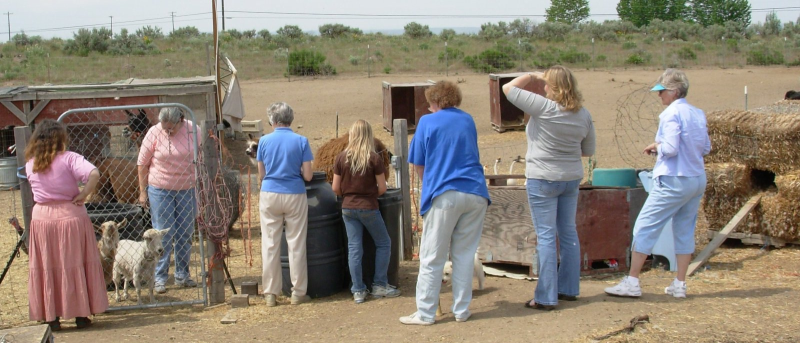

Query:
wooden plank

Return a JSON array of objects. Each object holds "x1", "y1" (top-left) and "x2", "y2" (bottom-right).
[
  {"x1": 2, "y1": 100, "x2": 26, "y2": 123},
  {"x1": 480, "y1": 188, "x2": 536, "y2": 268},
  {"x1": 0, "y1": 324, "x2": 53, "y2": 343},
  {"x1": 9, "y1": 85, "x2": 215, "y2": 101},
  {"x1": 688, "y1": 194, "x2": 762, "y2": 276},
  {"x1": 393, "y1": 119, "x2": 413, "y2": 261},
  {"x1": 27, "y1": 99, "x2": 51, "y2": 122},
  {"x1": 706, "y1": 231, "x2": 797, "y2": 248}
]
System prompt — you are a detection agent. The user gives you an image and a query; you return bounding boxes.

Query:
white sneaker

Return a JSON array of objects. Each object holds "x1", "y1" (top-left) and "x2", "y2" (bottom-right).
[
  {"x1": 353, "y1": 290, "x2": 368, "y2": 304},
  {"x1": 399, "y1": 312, "x2": 434, "y2": 326},
  {"x1": 372, "y1": 284, "x2": 401, "y2": 298},
  {"x1": 604, "y1": 276, "x2": 642, "y2": 297},
  {"x1": 455, "y1": 311, "x2": 471, "y2": 323},
  {"x1": 665, "y1": 280, "x2": 687, "y2": 298},
  {"x1": 265, "y1": 294, "x2": 277, "y2": 307}
]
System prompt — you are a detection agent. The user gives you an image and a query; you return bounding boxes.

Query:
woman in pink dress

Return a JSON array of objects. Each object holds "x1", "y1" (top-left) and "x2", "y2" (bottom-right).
[{"x1": 25, "y1": 119, "x2": 109, "y2": 331}]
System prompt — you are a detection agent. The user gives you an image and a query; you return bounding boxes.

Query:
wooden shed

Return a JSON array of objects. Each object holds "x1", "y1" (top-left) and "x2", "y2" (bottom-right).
[
  {"x1": 381, "y1": 81, "x2": 435, "y2": 134},
  {"x1": 488, "y1": 72, "x2": 547, "y2": 133}
]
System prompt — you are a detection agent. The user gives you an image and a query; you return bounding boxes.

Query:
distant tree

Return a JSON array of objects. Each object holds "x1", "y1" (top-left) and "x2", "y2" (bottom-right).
[
  {"x1": 258, "y1": 29, "x2": 272, "y2": 40},
  {"x1": 63, "y1": 27, "x2": 112, "y2": 56},
  {"x1": 135, "y1": 26, "x2": 164, "y2": 39},
  {"x1": 319, "y1": 23, "x2": 362, "y2": 38},
  {"x1": 546, "y1": 0, "x2": 590, "y2": 24},
  {"x1": 277, "y1": 25, "x2": 304, "y2": 39},
  {"x1": 439, "y1": 28, "x2": 456, "y2": 41},
  {"x1": 509, "y1": 18, "x2": 534, "y2": 37},
  {"x1": 170, "y1": 26, "x2": 200, "y2": 39},
  {"x1": 242, "y1": 30, "x2": 257, "y2": 39},
  {"x1": 11, "y1": 31, "x2": 30, "y2": 46},
  {"x1": 404, "y1": 22, "x2": 432, "y2": 39},
  {"x1": 479, "y1": 21, "x2": 509, "y2": 40},
  {"x1": 762, "y1": 11, "x2": 781, "y2": 36},
  {"x1": 689, "y1": 0, "x2": 751, "y2": 27},
  {"x1": 617, "y1": 0, "x2": 688, "y2": 27}
]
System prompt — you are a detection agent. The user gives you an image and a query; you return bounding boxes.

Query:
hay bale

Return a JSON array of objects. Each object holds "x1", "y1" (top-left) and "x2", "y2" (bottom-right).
[
  {"x1": 760, "y1": 192, "x2": 800, "y2": 241},
  {"x1": 705, "y1": 163, "x2": 751, "y2": 196},
  {"x1": 706, "y1": 109, "x2": 800, "y2": 174},
  {"x1": 702, "y1": 191, "x2": 762, "y2": 233},
  {"x1": 775, "y1": 170, "x2": 800, "y2": 200},
  {"x1": 314, "y1": 134, "x2": 391, "y2": 183}
]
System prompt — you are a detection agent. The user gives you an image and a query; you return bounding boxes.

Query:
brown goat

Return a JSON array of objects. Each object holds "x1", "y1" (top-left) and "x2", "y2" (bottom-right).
[
  {"x1": 96, "y1": 219, "x2": 126, "y2": 286},
  {"x1": 314, "y1": 134, "x2": 392, "y2": 183}
]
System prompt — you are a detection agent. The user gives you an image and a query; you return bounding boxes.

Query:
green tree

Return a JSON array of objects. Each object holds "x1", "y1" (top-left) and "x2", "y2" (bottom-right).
[
  {"x1": 690, "y1": 0, "x2": 751, "y2": 27},
  {"x1": 404, "y1": 22, "x2": 432, "y2": 39},
  {"x1": 617, "y1": 0, "x2": 688, "y2": 27},
  {"x1": 479, "y1": 21, "x2": 509, "y2": 41},
  {"x1": 135, "y1": 26, "x2": 164, "y2": 39},
  {"x1": 763, "y1": 11, "x2": 781, "y2": 36},
  {"x1": 439, "y1": 28, "x2": 456, "y2": 41},
  {"x1": 546, "y1": 0, "x2": 590, "y2": 24},
  {"x1": 509, "y1": 18, "x2": 534, "y2": 37},
  {"x1": 318, "y1": 23, "x2": 362, "y2": 38},
  {"x1": 277, "y1": 25, "x2": 304, "y2": 39},
  {"x1": 170, "y1": 26, "x2": 200, "y2": 39}
]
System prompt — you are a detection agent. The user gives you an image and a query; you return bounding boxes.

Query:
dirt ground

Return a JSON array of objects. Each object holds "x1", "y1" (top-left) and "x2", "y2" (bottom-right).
[{"x1": 3, "y1": 67, "x2": 800, "y2": 342}]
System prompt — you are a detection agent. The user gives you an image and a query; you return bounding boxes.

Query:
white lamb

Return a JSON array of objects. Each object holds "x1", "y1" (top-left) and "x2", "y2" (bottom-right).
[{"x1": 113, "y1": 228, "x2": 169, "y2": 304}]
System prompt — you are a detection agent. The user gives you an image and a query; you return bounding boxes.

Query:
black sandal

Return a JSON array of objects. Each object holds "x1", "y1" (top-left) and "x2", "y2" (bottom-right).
[
  {"x1": 524, "y1": 299, "x2": 556, "y2": 311},
  {"x1": 75, "y1": 316, "x2": 92, "y2": 329},
  {"x1": 47, "y1": 317, "x2": 61, "y2": 331},
  {"x1": 558, "y1": 294, "x2": 578, "y2": 301}
]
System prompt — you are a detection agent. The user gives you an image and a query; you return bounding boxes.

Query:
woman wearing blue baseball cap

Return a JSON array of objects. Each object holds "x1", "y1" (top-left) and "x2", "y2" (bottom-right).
[{"x1": 605, "y1": 68, "x2": 711, "y2": 299}]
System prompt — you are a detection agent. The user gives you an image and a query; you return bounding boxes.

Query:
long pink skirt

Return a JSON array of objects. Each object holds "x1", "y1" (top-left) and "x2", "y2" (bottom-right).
[{"x1": 28, "y1": 201, "x2": 109, "y2": 322}]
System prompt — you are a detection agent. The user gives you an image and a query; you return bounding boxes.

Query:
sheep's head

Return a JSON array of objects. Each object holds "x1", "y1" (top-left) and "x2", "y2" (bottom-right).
[
  {"x1": 142, "y1": 228, "x2": 169, "y2": 260},
  {"x1": 96, "y1": 219, "x2": 125, "y2": 257}
]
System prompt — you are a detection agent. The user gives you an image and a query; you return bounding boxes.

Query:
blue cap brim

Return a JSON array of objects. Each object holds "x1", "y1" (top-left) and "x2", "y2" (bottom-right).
[{"x1": 651, "y1": 84, "x2": 666, "y2": 91}]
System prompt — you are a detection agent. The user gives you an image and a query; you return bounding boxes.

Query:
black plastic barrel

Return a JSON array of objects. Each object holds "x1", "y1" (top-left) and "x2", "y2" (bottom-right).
[
  {"x1": 280, "y1": 172, "x2": 346, "y2": 298},
  {"x1": 85, "y1": 202, "x2": 147, "y2": 241},
  {"x1": 361, "y1": 188, "x2": 402, "y2": 290}
]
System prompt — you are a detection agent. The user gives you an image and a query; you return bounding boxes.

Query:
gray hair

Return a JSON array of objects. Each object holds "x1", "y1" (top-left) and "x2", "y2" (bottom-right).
[
  {"x1": 656, "y1": 68, "x2": 690, "y2": 98},
  {"x1": 158, "y1": 107, "x2": 184, "y2": 124},
  {"x1": 267, "y1": 102, "x2": 294, "y2": 126}
]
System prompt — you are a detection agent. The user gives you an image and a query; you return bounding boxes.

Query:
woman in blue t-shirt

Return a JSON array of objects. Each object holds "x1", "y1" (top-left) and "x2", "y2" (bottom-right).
[{"x1": 400, "y1": 81, "x2": 491, "y2": 326}]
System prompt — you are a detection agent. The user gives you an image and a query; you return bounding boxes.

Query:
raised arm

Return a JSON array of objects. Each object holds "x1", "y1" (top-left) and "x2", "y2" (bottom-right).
[{"x1": 502, "y1": 72, "x2": 544, "y2": 96}]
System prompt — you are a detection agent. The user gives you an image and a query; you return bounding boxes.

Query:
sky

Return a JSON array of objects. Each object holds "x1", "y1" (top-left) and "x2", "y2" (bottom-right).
[{"x1": 2, "y1": 0, "x2": 800, "y2": 40}]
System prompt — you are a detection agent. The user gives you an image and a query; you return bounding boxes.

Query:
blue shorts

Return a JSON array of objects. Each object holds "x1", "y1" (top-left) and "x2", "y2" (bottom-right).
[{"x1": 633, "y1": 174, "x2": 706, "y2": 255}]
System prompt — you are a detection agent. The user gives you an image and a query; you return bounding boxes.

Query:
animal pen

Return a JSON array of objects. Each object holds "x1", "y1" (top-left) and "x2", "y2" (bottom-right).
[{"x1": 0, "y1": 77, "x2": 244, "y2": 326}]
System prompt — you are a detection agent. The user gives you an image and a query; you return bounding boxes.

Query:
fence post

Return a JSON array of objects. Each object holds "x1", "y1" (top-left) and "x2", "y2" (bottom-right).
[
  {"x1": 721, "y1": 37, "x2": 726, "y2": 69},
  {"x1": 367, "y1": 44, "x2": 371, "y2": 78},
  {"x1": 287, "y1": 47, "x2": 291, "y2": 82},
  {"x1": 14, "y1": 126, "x2": 33, "y2": 236},
  {"x1": 518, "y1": 39, "x2": 523, "y2": 71},
  {"x1": 444, "y1": 41, "x2": 449, "y2": 76},
  {"x1": 392, "y1": 119, "x2": 413, "y2": 261},
  {"x1": 591, "y1": 37, "x2": 595, "y2": 70},
  {"x1": 661, "y1": 37, "x2": 666, "y2": 69},
  {"x1": 205, "y1": 43, "x2": 212, "y2": 76}
]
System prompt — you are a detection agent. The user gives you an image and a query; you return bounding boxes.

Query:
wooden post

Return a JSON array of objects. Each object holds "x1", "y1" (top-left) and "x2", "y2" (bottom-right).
[
  {"x1": 393, "y1": 119, "x2": 413, "y2": 261},
  {"x1": 14, "y1": 126, "x2": 33, "y2": 234},
  {"x1": 200, "y1": 116, "x2": 225, "y2": 305}
]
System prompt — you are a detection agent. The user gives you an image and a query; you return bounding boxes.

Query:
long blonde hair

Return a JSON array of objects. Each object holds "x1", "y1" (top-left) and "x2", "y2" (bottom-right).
[
  {"x1": 544, "y1": 65, "x2": 583, "y2": 112},
  {"x1": 24, "y1": 119, "x2": 69, "y2": 173},
  {"x1": 344, "y1": 120, "x2": 375, "y2": 176}
]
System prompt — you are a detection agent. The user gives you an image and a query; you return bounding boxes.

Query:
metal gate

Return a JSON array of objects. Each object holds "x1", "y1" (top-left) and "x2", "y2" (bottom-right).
[{"x1": 57, "y1": 103, "x2": 208, "y2": 310}]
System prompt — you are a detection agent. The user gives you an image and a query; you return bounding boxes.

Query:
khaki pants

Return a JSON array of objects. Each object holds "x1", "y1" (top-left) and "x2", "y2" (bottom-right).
[{"x1": 260, "y1": 192, "x2": 308, "y2": 296}]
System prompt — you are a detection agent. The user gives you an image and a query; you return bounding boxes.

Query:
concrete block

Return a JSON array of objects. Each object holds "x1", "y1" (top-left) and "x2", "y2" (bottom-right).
[
  {"x1": 230, "y1": 294, "x2": 250, "y2": 308},
  {"x1": 241, "y1": 281, "x2": 259, "y2": 296}
]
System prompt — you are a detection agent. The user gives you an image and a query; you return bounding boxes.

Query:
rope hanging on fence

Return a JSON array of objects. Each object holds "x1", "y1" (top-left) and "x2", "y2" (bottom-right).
[{"x1": 196, "y1": 130, "x2": 242, "y2": 262}]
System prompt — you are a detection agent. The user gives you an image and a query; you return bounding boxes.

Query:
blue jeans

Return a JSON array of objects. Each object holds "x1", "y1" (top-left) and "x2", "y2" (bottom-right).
[
  {"x1": 416, "y1": 191, "x2": 487, "y2": 322},
  {"x1": 342, "y1": 209, "x2": 391, "y2": 293},
  {"x1": 526, "y1": 178, "x2": 581, "y2": 306},
  {"x1": 148, "y1": 186, "x2": 197, "y2": 285}
]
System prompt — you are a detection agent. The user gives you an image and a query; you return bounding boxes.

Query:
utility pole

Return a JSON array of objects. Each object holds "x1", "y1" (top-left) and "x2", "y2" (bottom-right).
[
  {"x1": 221, "y1": 0, "x2": 226, "y2": 31},
  {"x1": 109, "y1": 16, "x2": 113, "y2": 35},
  {"x1": 170, "y1": 12, "x2": 176, "y2": 33},
  {"x1": 3, "y1": 12, "x2": 11, "y2": 41}
]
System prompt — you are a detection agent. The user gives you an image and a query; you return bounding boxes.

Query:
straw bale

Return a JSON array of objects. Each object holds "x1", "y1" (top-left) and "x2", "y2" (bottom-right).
[
  {"x1": 750, "y1": 100, "x2": 800, "y2": 115},
  {"x1": 706, "y1": 109, "x2": 800, "y2": 174},
  {"x1": 704, "y1": 163, "x2": 751, "y2": 196},
  {"x1": 314, "y1": 134, "x2": 391, "y2": 183},
  {"x1": 701, "y1": 191, "x2": 762, "y2": 233},
  {"x1": 774, "y1": 169, "x2": 800, "y2": 199},
  {"x1": 760, "y1": 192, "x2": 800, "y2": 241}
]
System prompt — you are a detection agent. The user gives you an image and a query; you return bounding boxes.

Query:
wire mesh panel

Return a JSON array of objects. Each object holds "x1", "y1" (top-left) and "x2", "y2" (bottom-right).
[
  {"x1": 0, "y1": 190, "x2": 31, "y2": 328},
  {"x1": 58, "y1": 103, "x2": 207, "y2": 310}
]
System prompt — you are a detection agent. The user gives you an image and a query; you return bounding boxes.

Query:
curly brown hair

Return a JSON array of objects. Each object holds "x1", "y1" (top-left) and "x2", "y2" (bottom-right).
[
  {"x1": 425, "y1": 81, "x2": 462, "y2": 109},
  {"x1": 24, "y1": 119, "x2": 69, "y2": 173}
]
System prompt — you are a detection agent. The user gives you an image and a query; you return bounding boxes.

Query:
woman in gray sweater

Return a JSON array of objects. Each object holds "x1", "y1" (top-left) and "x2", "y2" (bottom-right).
[{"x1": 502, "y1": 65, "x2": 596, "y2": 310}]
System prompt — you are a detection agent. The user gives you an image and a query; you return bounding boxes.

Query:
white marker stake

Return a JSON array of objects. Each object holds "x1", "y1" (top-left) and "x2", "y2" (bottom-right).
[{"x1": 745, "y1": 86, "x2": 748, "y2": 110}]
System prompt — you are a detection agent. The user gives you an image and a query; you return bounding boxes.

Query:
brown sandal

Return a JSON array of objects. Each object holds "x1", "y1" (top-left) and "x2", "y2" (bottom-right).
[{"x1": 524, "y1": 299, "x2": 556, "y2": 311}]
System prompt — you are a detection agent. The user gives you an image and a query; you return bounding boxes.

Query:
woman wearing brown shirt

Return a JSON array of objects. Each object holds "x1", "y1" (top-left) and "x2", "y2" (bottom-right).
[{"x1": 332, "y1": 120, "x2": 401, "y2": 304}]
